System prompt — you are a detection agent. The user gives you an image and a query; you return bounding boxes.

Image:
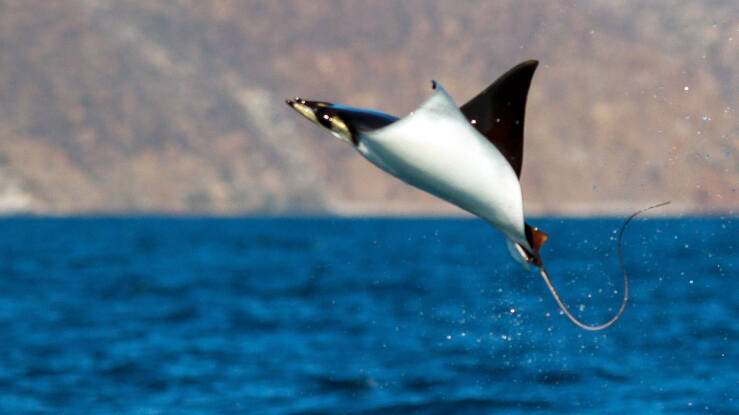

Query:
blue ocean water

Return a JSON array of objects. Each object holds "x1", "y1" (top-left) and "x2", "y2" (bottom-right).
[{"x1": 0, "y1": 217, "x2": 736, "y2": 414}]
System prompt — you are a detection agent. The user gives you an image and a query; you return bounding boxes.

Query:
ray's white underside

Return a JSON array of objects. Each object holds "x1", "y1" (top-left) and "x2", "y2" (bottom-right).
[{"x1": 356, "y1": 83, "x2": 528, "y2": 249}]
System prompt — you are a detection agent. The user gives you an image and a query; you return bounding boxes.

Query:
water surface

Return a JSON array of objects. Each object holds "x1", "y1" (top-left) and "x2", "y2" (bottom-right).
[{"x1": 0, "y1": 217, "x2": 736, "y2": 414}]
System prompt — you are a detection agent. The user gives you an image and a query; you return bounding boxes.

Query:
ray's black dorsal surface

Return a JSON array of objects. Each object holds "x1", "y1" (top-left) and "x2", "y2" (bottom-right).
[{"x1": 460, "y1": 60, "x2": 538, "y2": 178}]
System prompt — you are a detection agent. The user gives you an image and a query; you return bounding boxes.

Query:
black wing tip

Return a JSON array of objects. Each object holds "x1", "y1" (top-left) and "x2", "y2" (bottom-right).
[
  {"x1": 506, "y1": 60, "x2": 540, "y2": 79},
  {"x1": 511, "y1": 60, "x2": 539, "y2": 72}
]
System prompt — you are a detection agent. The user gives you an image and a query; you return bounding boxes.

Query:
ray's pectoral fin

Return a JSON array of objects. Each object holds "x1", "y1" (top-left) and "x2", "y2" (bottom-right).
[{"x1": 460, "y1": 60, "x2": 538, "y2": 178}]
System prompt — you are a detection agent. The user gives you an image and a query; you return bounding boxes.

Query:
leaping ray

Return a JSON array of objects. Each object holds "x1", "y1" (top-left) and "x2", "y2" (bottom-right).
[{"x1": 286, "y1": 60, "x2": 668, "y2": 331}]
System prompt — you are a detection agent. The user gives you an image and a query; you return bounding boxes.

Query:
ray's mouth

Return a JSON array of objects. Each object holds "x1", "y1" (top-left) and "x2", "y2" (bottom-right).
[
  {"x1": 286, "y1": 97, "x2": 338, "y2": 127},
  {"x1": 285, "y1": 97, "x2": 323, "y2": 125},
  {"x1": 285, "y1": 97, "x2": 306, "y2": 108},
  {"x1": 286, "y1": 97, "x2": 333, "y2": 109}
]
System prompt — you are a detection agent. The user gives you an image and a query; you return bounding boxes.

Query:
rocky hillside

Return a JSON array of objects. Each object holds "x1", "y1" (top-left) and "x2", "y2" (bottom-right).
[{"x1": 0, "y1": 1, "x2": 736, "y2": 215}]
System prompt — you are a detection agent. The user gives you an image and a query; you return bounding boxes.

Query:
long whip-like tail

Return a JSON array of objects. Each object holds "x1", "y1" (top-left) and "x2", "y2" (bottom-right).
[{"x1": 538, "y1": 201, "x2": 671, "y2": 331}]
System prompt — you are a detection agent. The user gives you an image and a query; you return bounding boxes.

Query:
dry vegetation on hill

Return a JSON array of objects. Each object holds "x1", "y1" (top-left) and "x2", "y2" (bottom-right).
[{"x1": 0, "y1": 1, "x2": 736, "y2": 215}]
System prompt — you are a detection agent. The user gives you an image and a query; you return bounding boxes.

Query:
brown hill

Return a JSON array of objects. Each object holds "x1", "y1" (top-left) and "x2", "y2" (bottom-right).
[{"x1": 0, "y1": 1, "x2": 736, "y2": 215}]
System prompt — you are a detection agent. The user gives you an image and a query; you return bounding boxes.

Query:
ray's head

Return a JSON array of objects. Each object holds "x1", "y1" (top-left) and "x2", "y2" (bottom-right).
[{"x1": 286, "y1": 98, "x2": 355, "y2": 145}]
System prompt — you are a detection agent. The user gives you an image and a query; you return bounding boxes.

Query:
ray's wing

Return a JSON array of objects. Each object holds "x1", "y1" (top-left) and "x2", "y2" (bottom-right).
[
  {"x1": 460, "y1": 60, "x2": 538, "y2": 178},
  {"x1": 331, "y1": 105, "x2": 399, "y2": 134}
]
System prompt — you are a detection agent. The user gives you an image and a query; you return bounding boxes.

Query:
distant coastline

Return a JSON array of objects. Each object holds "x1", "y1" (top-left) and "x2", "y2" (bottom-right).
[{"x1": 0, "y1": 2, "x2": 735, "y2": 216}]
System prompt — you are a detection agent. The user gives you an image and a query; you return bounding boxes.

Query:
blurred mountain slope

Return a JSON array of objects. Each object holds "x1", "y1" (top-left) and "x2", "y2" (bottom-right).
[{"x1": 0, "y1": 0, "x2": 736, "y2": 215}]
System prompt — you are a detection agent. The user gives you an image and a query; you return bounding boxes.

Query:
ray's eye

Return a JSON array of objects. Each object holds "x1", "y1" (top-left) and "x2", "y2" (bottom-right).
[{"x1": 316, "y1": 109, "x2": 333, "y2": 128}]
